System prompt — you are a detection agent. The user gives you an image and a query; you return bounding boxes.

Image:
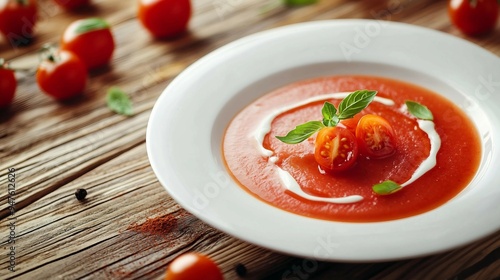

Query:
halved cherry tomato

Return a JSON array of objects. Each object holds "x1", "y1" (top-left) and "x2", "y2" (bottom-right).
[
  {"x1": 355, "y1": 114, "x2": 397, "y2": 159},
  {"x1": 138, "y1": 0, "x2": 191, "y2": 39},
  {"x1": 53, "y1": 0, "x2": 91, "y2": 10},
  {"x1": 0, "y1": 0, "x2": 37, "y2": 46},
  {"x1": 314, "y1": 127, "x2": 358, "y2": 172},
  {"x1": 165, "y1": 253, "x2": 223, "y2": 280},
  {"x1": 0, "y1": 61, "x2": 16, "y2": 108},
  {"x1": 448, "y1": 0, "x2": 499, "y2": 36},
  {"x1": 36, "y1": 49, "x2": 88, "y2": 101},
  {"x1": 60, "y1": 18, "x2": 115, "y2": 70}
]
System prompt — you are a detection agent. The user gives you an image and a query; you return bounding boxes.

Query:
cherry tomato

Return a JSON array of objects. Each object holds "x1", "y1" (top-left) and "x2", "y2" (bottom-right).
[
  {"x1": 36, "y1": 49, "x2": 87, "y2": 101},
  {"x1": 165, "y1": 253, "x2": 223, "y2": 280},
  {"x1": 0, "y1": 61, "x2": 16, "y2": 108},
  {"x1": 355, "y1": 114, "x2": 397, "y2": 159},
  {"x1": 340, "y1": 113, "x2": 362, "y2": 134},
  {"x1": 448, "y1": 0, "x2": 499, "y2": 36},
  {"x1": 53, "y1": 0, "x2": 90, "y2": 10},
  {"x1": 0, "y1": 0, "x2": 37, "y2": 46},
  {"x1": 314, "y1": 127, "x2": 358, "y2": 173},
  {"x1": 138, "y1": 0, "x2": 191, "y2": 39},
  {"x1": 60, "y1": 18, "x2": 115, "y2": 70}
]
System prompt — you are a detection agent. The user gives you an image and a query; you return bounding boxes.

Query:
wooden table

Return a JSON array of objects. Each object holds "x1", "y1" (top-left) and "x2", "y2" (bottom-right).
[{"x1": 1, "y1": 0, "x2": 499, "y2": 279}]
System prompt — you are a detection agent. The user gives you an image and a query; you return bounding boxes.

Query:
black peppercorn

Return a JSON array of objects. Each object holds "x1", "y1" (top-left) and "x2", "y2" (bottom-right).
[
  {"x1": 235, "y1": 263, "x2": 247, "y2": 277},
  {"x1": 75, "y1": 188, "x2": 87, "y2": 201}
]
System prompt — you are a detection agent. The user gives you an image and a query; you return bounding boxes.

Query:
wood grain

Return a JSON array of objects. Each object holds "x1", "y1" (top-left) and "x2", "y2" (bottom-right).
[{"x1": 1, "y1": 0, "x2": 499, "y2": 279}]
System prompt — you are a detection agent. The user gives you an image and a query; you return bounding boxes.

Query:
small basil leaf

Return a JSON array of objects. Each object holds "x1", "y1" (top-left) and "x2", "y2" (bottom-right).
[
  {"x1": 276, "y1": 121, "x2": 324, "y2": 144},
  {"x1": 338, "y1": 90, "x2": 377, "y2": 120},
  {"x1": 321, "y1": 102, "x2": 339, "y2": 127},
  {"x1": 321, "y1": 102, "x2": 336, "y2": 120},
  {"x1": 405, "y1": 101, "x2": 434, "y2": 121},
  {"x1": 75, "y1": 18, "x2": 110, "y2": 34},
  {"x1": 373, "y1": 180, "x2": 402, "y2": 195},
  {"x1": 107, "y1": 87, "x2": 133, "y2": 116},
  {"x1": 323, "y1": 114, "x2": 339, "y2": 127},
  {"x1": 283, "y1": 0, "x2": 318, "y2": 6}
]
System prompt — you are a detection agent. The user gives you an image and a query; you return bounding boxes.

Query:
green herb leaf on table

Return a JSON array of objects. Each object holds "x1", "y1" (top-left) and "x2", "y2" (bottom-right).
[
  {"x1": 276, "y1": 90, "x2": 377, "y2": 144},
  {"x1": 283, "y1": 0, "x2": 318, "y2": 6},
  {"x1": 337, "y1": 90, "x2": 377, "y2": 120},
  {"x1": 276, "y1": 121, "x2": 325, "y2": 144},
  {"x1": 405, "y1": 100, "x2": 433, "y2": 121},
  {"x1": 107, "y1": 87, "x2": 133, "y2": 116},
  {"x1": 373, "y1": 180, "x2": 402, "y2": 195}
]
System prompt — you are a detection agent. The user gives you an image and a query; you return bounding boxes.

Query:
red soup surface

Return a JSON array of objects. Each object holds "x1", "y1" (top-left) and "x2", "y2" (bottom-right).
[{"x1": 222, "y1": 76, "x2": 481, "y2": 222}]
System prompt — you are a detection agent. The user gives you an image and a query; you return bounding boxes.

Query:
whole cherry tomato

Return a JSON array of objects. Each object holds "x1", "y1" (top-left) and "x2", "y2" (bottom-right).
[
  {"x1": 355, "y1": 114, "x2": 397, "y2": 159},
  {"x1": 0, "y1": 0, "x2": 37, "y2": 46},
  {"x1": 36, "y1": 48, "x2": 88, "y2": 101},
  {"x1": 314, "y1": 126, "x2": 359, "y2": 173},
  {"x1": 448, "y1": 0, "x2": 499, "y2": 36},
  {"x1": 165, "y1": 253, "x2": 223, "y2": 280},
  {"x1": 60, "y1": 18, "x2": 115, "y2": 70},
  {"x1": 138, "y1": 0, "x2": 191, "y2": 39},
  {"x1": 0, "y1": 60, "x2": 16, "y2": 108},
  {"x1": 53, "y1": 0, "x2": 90, "y2": 10}
]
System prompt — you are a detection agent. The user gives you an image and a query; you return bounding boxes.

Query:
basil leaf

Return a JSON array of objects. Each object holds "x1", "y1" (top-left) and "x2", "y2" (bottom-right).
[
  {"x1": 323, "y1": 115, "x2": 339, "y2": 127},
  {"x1": 107, "y1": 87, "x2": 133, "y2": 116},
  {"x1": 321, "y1": 102, "x2": 336, "y2": 120},
  {"x1": 276, "y1": 121, "x2": 324, "y2": 144},
  {"x1": 322, "y1": 102, "x2": 339, "y2": 127},
  {"x1": 373, "y1": 180, "x2": 402, "y2": 195},
  {"x1": 337, "y1": 90, "x2": 377, "y2": 120},
  {"x1": 405, "y1": 101, "x2": 434, "y2": 121},
  {"x1": 284, "y1": 0, "x2": 318, "y2": 5},
  {"x1": 75, "y1": 18, "x2": 110, "y2": 34}
]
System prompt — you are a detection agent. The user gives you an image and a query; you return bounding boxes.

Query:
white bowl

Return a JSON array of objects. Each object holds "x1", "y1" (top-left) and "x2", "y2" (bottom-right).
[{"x1": 147, "y1": 20, "x2": 500, "y2": 261}]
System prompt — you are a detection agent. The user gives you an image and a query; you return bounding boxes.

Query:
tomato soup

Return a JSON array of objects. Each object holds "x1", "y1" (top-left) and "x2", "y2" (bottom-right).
[{"x1": 222, "y1": 76, "x2": 481, "y2": 222}]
